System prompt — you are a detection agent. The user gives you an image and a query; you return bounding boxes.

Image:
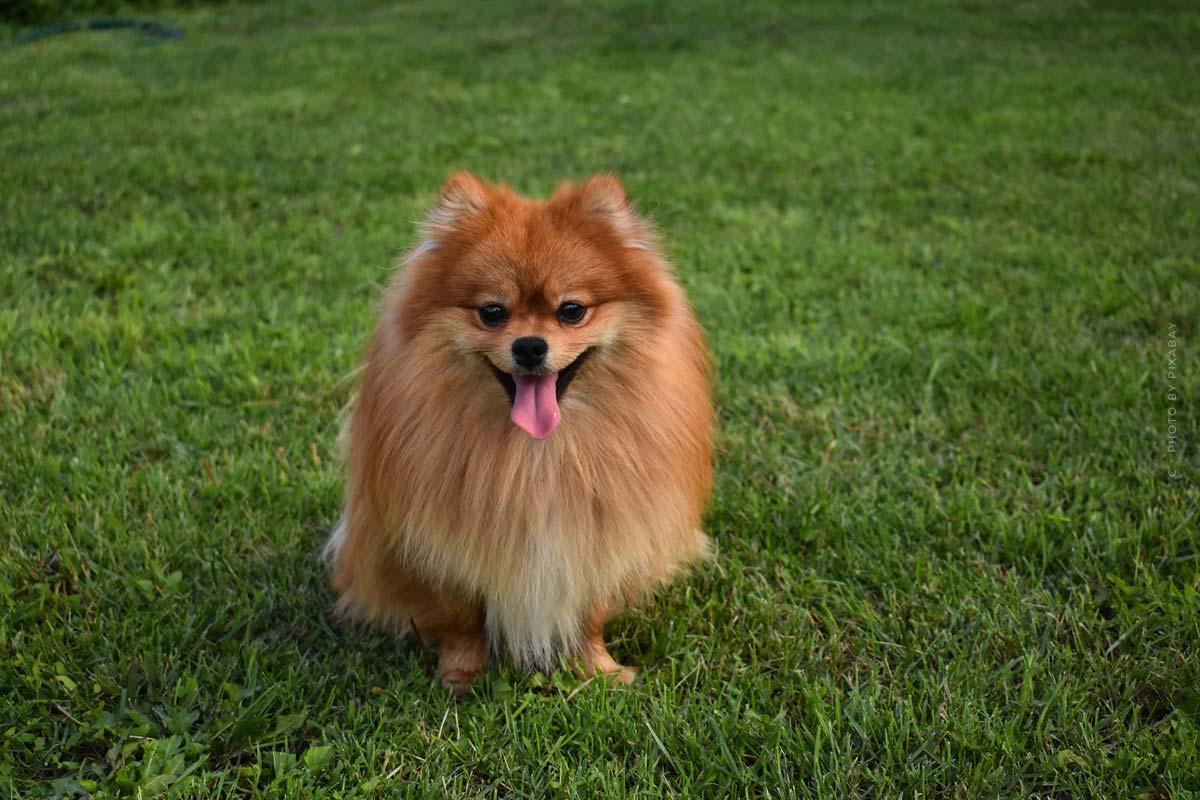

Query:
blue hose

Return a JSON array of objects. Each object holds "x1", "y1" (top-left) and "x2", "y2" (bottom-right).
[{"x1": 1, "y1": 17, "x2": 184, "y2": 50}]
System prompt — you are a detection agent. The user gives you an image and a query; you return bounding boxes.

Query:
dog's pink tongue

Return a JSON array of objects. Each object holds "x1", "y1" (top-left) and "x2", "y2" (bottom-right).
[{"x1": 511, "y1": 373, "x2": 560, "y2": 439}]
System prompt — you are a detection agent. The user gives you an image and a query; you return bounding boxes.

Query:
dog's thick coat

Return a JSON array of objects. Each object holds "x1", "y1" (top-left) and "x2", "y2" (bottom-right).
[{"x1": 326, "y1": 174, "x2": 712, "y2": 692}]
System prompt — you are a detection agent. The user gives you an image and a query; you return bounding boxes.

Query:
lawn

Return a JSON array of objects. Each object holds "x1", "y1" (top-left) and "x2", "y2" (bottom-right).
[{"x1": 1, "y1": 0, "x2": 1198, "y2": 796}]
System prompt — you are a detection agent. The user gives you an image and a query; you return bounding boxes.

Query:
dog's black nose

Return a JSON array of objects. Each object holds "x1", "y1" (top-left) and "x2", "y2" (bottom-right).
[{"x1": 511, "y1": 337, "x2": 548, "y2": 369}]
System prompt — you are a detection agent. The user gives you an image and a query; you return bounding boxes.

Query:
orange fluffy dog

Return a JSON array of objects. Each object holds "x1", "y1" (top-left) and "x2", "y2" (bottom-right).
[{"x1": 325, "y1": 173, "x2": 712, "y2": 695}]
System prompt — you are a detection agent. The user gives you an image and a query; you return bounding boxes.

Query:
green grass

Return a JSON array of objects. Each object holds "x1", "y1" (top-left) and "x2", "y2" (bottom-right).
[{"x1": 2, "y1": 0, "x2": 1198, "y2": 796}]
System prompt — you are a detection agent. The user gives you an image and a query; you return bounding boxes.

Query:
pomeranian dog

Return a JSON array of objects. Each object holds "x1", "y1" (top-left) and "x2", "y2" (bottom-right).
[{"x1": 324, "y1": 173, "x2": 712, "y2": 695}]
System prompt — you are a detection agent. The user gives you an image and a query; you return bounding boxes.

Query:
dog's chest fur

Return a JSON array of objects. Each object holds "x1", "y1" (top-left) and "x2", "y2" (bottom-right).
[{"x1": 381, "y1": 428, "x2": 696, "y2": 668}]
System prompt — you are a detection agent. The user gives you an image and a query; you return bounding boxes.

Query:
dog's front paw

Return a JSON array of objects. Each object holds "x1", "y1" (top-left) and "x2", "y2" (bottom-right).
[
  {"x1": 438, "y1": 667, "x2": 480, "y2": 697},
  {"x1": 606, "y1": 665, "x2": 639, "y2": 685},
  {"x1": 436, "y1": 636, "x2": 487, "y2": 697},
  {"x1": 575, "y1": 655, "x2": 639, "y2": 687}
]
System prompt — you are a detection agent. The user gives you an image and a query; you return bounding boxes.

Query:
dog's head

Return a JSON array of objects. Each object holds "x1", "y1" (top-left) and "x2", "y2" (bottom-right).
[{"x1": 395, "y1": 173, "x2": 674, "y2": 439}]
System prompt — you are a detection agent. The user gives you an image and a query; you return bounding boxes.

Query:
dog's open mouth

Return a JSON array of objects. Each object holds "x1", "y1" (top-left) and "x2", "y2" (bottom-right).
[{"x1": 490, "y1": 349, "x2": 592, "y2": 439}]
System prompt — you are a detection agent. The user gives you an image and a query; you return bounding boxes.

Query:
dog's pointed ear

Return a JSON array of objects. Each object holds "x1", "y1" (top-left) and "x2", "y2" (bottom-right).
[
  {"x1": 569, "y1": 174, "x2": 654, "y2": 251},
  {"x1": 576, "y1": 174, "x2": 628, "y2": 216},
  {"x1": 441, "y1": 172, "x2": 490, "y2": 214},
  {"x1": 423, "y1": 172, "x2": 490, "y2": 236},
  {"x1": 405, "y1": 173, "x2": 493, "y2": 265}
]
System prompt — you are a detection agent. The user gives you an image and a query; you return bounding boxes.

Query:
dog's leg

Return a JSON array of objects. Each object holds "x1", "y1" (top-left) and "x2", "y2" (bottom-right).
[
  {"x1": 408, "y1": 590, "x2": 488, "y2": 697},
  {"x1": 575, "y1": 602, "x2": 637, "y2": 685},
  {"x1": 433, "y1": 628, "x2": 488, "y2": 697},
  {"x1": 332, "y1": 532, "x2": 487, "y2": 695}
]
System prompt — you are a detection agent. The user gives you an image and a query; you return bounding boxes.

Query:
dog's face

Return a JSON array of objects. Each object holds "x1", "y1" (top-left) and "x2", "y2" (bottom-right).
[{"x1": 398, "y1": 174, "x2": 670, "y2": 439}]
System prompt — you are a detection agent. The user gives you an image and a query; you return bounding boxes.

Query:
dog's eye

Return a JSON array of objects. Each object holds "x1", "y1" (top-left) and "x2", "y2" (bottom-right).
[
  {"x1": 478, "y1": 305, "x2": 508, "y2": 327},
  {"x1": 557, "y1": 302, "x2": 587, "y2": 325}
]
